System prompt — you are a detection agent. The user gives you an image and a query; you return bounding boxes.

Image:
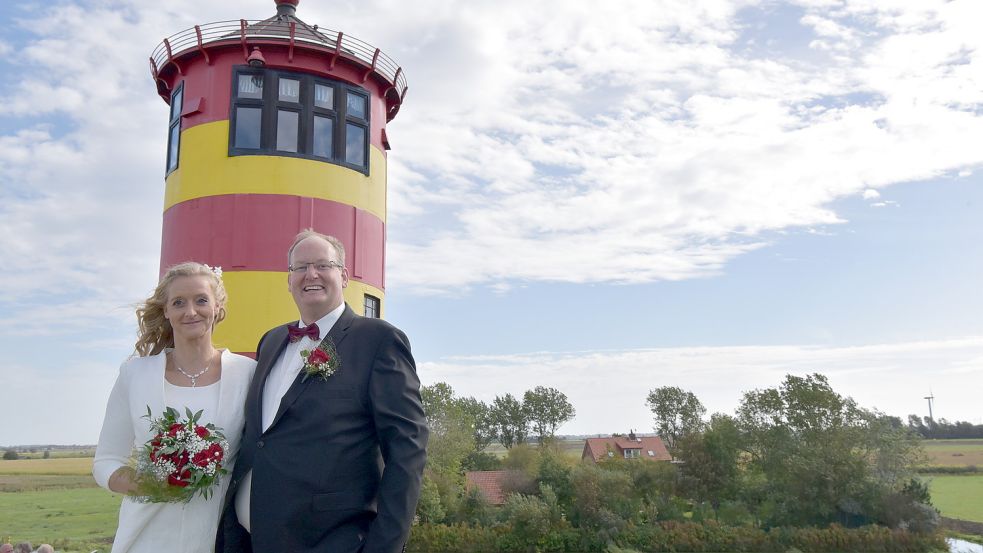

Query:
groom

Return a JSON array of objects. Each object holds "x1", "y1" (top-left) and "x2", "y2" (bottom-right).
[{"x1": 219, "y1": 230, "x2": 429, "y2": 553}]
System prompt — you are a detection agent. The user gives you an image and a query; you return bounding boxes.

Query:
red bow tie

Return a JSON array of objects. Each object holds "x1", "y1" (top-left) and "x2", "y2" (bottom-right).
[{"x1": 287, "y1": 323, "x2": 320, "y2": 343}]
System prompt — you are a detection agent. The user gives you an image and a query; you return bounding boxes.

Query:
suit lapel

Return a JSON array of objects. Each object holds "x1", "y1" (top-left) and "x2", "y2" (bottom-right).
[
  {"x1": 252, "y1": 325, "x2": 291, "y2": 430},
  {"x1": 267, "y1": 305, "x2": 356, "y2": 430}
]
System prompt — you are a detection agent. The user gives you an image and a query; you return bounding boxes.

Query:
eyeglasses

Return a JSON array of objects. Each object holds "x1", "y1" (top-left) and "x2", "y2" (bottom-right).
[{"x1": 288, "y1": 261, "x2": 343, "y2": 274}]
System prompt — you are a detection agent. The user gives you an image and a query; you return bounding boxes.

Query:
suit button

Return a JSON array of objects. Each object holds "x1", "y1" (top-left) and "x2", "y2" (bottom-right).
[{"x1": 257, "y1": 440, "x2": 264, "y2": 448}]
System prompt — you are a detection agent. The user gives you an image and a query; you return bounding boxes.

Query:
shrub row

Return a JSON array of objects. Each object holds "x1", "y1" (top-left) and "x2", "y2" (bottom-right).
[
  {"x1": 407, "y1": 520, "x2": 947, "y2": 553},
  {"x1": 915, "y1": 464, "x2": 979, "y2": 474}
]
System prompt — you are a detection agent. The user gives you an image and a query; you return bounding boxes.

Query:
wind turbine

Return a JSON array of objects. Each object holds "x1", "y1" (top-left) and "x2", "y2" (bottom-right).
[{"x1": 924, "y1": 392, "x2": 935, "y2": 425}]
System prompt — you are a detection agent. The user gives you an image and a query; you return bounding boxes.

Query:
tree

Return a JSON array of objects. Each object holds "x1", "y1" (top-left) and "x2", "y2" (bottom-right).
[
  {"x1": 459, "y1": 396, "x2": 497, "y2": 452},
  {"x1": 3, "y1": 449, "x2": 18, "y2": 460},
  {"x1": 736, "y1": 373, "x2": 927, "y2": 527},
  {"x1": 421, "y1": 382, "x2": 474, "y2": 477},
  {"x1": 490, "y1": 393, "x2": 529, "y2": 449},
  {"x1": 523, "y1": 386, "x2": 576, "y2": 443},
  {"x1": 645, "y1": 386, "x2": 706, "y2": 452},
  {"x1": 675, "y1": 413, "x2": 742, "y2": 506}
]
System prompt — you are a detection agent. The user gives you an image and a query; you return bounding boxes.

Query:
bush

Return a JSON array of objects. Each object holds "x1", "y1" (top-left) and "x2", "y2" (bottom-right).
[
  {"x1": 569, "y1": 462, "x2": 637, "y2": 528},
  {"x1": 408, "y1": 521, "x2": 946, "y2": 553},
  {"x1": 3, "y1": 449, "x2": 18, "y2": 460},
  {"x1": 500, "y1": 493, "x2": 553, "y2": 549},
  {"x1": 501, "y1": 469, "x2": 538, "y2": 496},
  {"x1": 406, "y1": 523, "x2": 498, "y2": 552},
  {"x1": 501, "y1": 444, "x2": 539, "y2": 474},
  {"x1": 462, "y1": 450, "x2": 501, "y2": 471},
  {"x1": 416, "y1": 474, "x2": 446, "y2": 524},
  {"x1": 453, "y1": 487, "x2": 494, "y2": 527},
  {"x1": 915, "y1": 464, "x2": 978, "y2": 474},
  {"x1": 537, "y1": 446, "x2": 574, "y2": 509},
  {"x1": 716, "y1": 500, "x2": 754, "y2": 526}
]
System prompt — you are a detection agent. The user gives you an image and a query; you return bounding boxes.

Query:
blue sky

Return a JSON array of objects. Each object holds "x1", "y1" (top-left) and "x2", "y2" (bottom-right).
[{"x1": 1, "y1": 0, "x2": 981, "y2": 444}]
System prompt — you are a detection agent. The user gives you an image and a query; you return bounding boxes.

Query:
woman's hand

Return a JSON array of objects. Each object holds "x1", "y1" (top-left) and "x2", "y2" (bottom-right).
[{"x1": 108, "y1": 466, "x2": 138, "y2": 495}]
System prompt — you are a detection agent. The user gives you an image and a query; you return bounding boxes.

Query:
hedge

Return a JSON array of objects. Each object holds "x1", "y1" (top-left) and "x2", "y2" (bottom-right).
[{"x1": 406, "y1": 520, "x2": 947, "y2": 552}]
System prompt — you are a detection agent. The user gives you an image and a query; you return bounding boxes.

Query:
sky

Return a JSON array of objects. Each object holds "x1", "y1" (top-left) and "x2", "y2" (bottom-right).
[{"x1": 1, "y1": 0, "x2": 981, "y2": 445}]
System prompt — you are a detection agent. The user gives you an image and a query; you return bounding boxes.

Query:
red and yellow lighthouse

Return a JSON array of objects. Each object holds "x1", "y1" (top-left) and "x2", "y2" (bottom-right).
[{"x1": 149, "y1": 0, "x2": 405, "y2": 354}]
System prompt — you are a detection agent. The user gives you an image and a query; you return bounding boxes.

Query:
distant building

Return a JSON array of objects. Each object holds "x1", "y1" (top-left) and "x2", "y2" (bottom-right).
[
  {"x1": 582, "y1": 431, "x2": 672, "y2": 463},
  {"x1": 465, "y1": 470, "x2": 508, "y2": 505}
]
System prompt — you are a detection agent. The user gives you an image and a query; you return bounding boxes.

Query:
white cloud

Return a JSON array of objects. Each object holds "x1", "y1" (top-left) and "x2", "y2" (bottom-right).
[
  {"x1": 420, "y1": 337, "x2": 983, "y2": 435},
  {"x1": 384, "y1": 0, "x2": 983, "y2": 291},
  {"x1": 862, "y1": 188, "x2": 881, "y2": 199}
]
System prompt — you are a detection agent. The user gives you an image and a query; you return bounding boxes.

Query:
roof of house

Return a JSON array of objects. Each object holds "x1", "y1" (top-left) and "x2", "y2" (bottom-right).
[
  {"x1": 582, "y1": 435, "x2": 672, "y2": 463},
  {"x1": 465, "y1": 470, "x2": 508, "y2": 505}
]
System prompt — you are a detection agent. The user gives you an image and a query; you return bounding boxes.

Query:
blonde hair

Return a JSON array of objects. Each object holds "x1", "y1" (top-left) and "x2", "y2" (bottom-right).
[
  {"x1": 134, "y1": 262, "x2": 227, "y2": 356},
  {"x1": 287, "y1": 229, "x2": 346, "y2": 267}
]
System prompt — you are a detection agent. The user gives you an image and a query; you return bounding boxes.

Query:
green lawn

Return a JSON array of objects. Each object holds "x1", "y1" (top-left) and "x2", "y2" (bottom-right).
[
  {"x1": 928, "y1": 474, "x2": 983, "y2": 522},
  {"x1": 0, "y1": 486, "x2": 121, "y2": 553}
]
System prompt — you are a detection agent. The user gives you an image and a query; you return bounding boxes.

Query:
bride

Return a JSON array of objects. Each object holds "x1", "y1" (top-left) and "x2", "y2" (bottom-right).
[{"x1": 93, "y1": 262, "x2": 255, "y2": 553}]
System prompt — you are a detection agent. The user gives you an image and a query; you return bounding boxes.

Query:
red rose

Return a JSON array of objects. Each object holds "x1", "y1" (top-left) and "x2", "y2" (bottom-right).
[
  {"x1": 168, "y1": 469, "x2": 191, "y2": 487},
  {"x1": 308, "y1": 348, "x2": 330, "y2": 365},
  {"x1": 192, "y1": 443, "x2": 224, "y2": 467},
  {"x1": 149, "y1": 436, "x2": 163, "y2": 462},
  {"x1": 168, "y1": 450, "x2": 190, "y2": 470},
  {"x1": 167, "y1": 423, "x2": 184, "y2": 437},
  {"x1": 192, "y1": 450, "x2": 211, "y2": 467},
  {"x1": 207, "y1": 443, "x2": 224, "y2": 463},
  {"x1": 194, "y1": 426, "x2": 210, "y2": 439}
]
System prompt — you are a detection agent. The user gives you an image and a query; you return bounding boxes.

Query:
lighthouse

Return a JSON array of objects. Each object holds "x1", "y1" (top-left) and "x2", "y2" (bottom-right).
[{"x1": 149, "y1": 0, "x2": 405, "y2": 354}]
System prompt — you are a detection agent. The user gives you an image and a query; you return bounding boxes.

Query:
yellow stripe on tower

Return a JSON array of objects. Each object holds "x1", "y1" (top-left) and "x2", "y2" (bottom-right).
[
  {"x1": 214, "y1": 271, "x2": 385, "y2": 353},
  {"x1": 165, "y1": 120, "x2": 388, "y2": 221}
]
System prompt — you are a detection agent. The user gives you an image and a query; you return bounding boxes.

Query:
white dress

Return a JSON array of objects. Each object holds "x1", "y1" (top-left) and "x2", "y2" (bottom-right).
[{"x1": 93, "y1": 350, "x2": 256, "y2": 553}]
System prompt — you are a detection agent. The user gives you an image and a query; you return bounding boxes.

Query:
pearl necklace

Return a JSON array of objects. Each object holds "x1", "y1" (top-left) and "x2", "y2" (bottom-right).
[{"x1": 175, "y1": 362, "x2": 211, "y2": 387}]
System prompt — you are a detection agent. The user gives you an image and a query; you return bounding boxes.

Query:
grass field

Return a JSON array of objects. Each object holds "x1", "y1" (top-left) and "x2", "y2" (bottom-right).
[
  {"x1": 0, "y1": 486, "x2": 120, "y2": 553},
  {"x1": 928, "y1": 474, "x2": 983, "y2": 523},
  {"x1": 921, "y1": 439, "x2": 983, "y2": 467}
]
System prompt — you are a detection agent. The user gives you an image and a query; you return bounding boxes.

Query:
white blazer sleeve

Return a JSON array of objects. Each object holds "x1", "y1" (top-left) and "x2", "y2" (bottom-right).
[{"x1": 92, "y1": 362, "x2": 134, "y2": 490}]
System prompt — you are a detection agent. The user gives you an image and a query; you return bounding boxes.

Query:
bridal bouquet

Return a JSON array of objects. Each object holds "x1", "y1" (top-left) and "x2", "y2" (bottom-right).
[{"x1": 133, "y1": 406, "x2": 229, "y2": 503}]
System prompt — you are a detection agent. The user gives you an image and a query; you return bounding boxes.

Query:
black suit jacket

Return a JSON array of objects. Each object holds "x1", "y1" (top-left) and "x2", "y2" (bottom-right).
[{"x1": 218, "y1": 304, "x2": 428, "y2": 553}]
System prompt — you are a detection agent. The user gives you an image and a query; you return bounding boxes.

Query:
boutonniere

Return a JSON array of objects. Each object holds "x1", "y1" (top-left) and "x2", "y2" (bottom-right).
[{"x1": 300, "y1": 337, "x2": 341, "y2": 382}]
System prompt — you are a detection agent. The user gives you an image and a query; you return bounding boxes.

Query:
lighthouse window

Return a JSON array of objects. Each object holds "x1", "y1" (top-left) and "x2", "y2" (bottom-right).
[
  {"x1": 238, "y1": 74, "x2": 263, "y2": 99},
  {"x1": 279, "y1": 78, "x2": 300, "y2": 102},
  {"x1": 345, "y1": 123, "x2": 366, "y2": 166},
  {"x1": 313, "y1": 116, "x2": 334, "y2": 158},
  {"x1": 229, "y1": 67, "x2": 370, "y2": 174},
  {"x1": 314, "y1": 84, "x2": 334, "y2": 109},
  {"x1": 276, "y1": 110, "x2": 300, "y2": 152},
  {"x1": 347, "y1": 93, "x2": 366, "y2": 120},
  {"x1": 363, "y1": 294, "x2": 380, "y2": 319},
  {"x1": 165, "y1": 83, "x2": 183, "y2": 174},
  {"x1": 234, "y1": 107, "x2": 262, "y2": 149}
]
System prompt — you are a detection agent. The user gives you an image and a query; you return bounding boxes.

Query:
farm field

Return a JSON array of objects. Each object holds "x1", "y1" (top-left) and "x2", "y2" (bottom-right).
[
  {"x1": 921, "y1": 439, "x2": 983, "y2": 467},
  {"x1": 0, "y1": 457, "x2": 93, "y2": 476},
  {"x1": 927, "y1": 474, "x2": 983, "y2": 523}
]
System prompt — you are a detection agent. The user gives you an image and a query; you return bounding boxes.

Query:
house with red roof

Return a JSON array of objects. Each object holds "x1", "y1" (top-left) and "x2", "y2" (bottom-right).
[
  {"x1": 581, "y1": 431, "x2": 672, "y2": 463},
  {"x1": 465, "y1": 470, "x2": 508, "y2": 505}
]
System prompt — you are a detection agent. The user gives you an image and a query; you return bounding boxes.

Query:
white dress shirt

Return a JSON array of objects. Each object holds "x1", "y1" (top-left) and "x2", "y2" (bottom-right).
[{"x1": 235, "y1": 303, "x2": 345, "y2": 532}]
